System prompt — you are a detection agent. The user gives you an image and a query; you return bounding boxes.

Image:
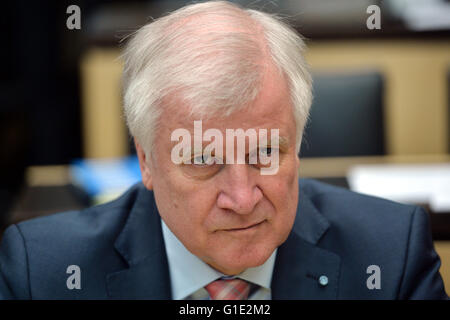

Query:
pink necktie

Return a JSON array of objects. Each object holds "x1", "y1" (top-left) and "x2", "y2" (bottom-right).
[{"x1": 205, "y1": 278, "x2": 251, "y2": 300}]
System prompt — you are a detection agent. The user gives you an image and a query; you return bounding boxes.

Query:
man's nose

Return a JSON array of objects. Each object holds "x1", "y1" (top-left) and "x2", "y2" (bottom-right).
[{"x1": 216, "y1": 165, "x2": 263, "y2": 215}]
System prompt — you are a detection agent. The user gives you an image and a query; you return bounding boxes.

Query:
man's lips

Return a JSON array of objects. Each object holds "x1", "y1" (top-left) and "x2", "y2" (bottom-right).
[{"x1": 222, "y1": 220, "x2": 266, "y2": 232}]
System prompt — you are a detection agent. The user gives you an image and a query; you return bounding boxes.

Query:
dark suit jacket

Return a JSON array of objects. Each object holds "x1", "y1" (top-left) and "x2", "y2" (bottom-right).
[{"x1": 0, "y1": 179, "x2": 447, "y2": 299}]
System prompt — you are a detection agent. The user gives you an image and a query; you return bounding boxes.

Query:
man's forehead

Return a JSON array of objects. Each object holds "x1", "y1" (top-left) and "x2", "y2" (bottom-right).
[
  {"x1": 164, "y1": 68, "x2": 292, "y2": 129},
  {"x1": 165, "y1": 100, "x2": 293, "y2": 135}
]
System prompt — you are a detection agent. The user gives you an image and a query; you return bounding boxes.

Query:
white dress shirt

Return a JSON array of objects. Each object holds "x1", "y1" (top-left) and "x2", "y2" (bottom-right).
[{"x1": 161, "y1": 219, "x2": 276, "y2": 300}]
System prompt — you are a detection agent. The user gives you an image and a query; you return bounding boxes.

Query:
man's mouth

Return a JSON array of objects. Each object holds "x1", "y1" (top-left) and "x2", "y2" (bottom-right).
[{"x1": 224, "y1": 220, "x2": 266, "y2": 232}]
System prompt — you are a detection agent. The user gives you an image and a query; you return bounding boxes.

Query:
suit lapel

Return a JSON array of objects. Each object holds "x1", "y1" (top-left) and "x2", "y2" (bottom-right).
[
  {"x1": 271, "y1": 188, "x2": 341, "y2": 299},
  {"x1": 106, "y1": 184, "x2": 172, "y2": 299}
]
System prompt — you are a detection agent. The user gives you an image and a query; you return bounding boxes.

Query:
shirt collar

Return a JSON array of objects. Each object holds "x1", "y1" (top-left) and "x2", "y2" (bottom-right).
[{"x1": 161, "y1": 219, "x2": 277, "y2": 300}]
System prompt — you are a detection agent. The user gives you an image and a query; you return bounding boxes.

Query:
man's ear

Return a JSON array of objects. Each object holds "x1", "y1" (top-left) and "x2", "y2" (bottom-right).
[{"x1": 134, "y1": 138, "x2": 153, "y2": 190}]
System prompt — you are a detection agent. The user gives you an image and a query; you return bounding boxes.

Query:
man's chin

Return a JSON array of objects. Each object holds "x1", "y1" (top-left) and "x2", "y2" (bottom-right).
[{"x1": 207, "y1": 247, "x2": 275, "y2": 275}]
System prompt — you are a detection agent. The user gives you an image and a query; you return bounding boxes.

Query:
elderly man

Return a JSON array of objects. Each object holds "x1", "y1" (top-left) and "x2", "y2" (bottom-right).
[{"x1": 0, "y1": 1, "x2": 447, "y2": 300}]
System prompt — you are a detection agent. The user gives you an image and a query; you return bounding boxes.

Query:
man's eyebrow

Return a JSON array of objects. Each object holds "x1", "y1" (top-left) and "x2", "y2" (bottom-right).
[
  {"x1": 264, "y1": 135, "x2": 289, "y2": 148},
  {"x1": 184, "y1": 133, "x2": 291, "y2": 151},
  {"x1": 277, "y1": 136, "x2": 289, "y2": 148},
  {"x1": 255, "y1": 135, "x2": 290, "y2": 152}
]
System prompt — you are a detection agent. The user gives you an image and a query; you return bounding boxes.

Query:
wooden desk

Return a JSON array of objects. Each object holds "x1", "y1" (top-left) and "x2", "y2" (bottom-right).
[{"x1": 299, "y1": 154, "x2": 450, "y2": 178}]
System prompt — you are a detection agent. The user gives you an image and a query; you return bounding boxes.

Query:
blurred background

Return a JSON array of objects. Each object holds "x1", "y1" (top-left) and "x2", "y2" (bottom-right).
[{"x1": 1, "y1": 0, "x2": 449, "y2": 290}]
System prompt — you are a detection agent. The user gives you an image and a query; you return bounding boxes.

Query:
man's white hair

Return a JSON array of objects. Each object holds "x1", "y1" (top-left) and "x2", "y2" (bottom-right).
[{"x1": 122, "y1": 0, "x2": 312, "y2": 155}]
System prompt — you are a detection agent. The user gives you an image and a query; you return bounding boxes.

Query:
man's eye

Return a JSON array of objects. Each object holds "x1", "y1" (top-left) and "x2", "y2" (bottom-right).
[
  {"x1": 192, "y1": 155, "x2": 215, "y2": 166},
  {"x1": 259, "y1": 147, "x2": 272, "y2": 156}
]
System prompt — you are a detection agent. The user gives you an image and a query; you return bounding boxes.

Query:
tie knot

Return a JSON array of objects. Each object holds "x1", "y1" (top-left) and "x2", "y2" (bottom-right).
[{"x1": 205, "y1": 278, "x2": 251, "y2": 300}]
